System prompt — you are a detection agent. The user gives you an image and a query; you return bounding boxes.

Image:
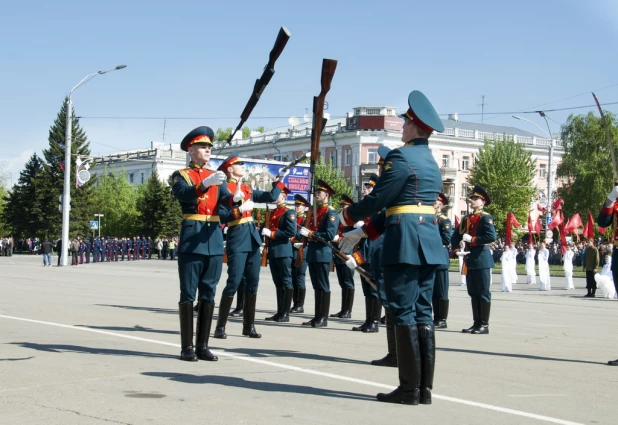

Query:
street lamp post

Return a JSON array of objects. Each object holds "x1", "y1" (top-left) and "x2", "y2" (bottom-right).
[
  {"x1": 60, "y1": 65, "x2": 126, "y2": 266},
  {"x1": 94, "y1": 214, "x2": 104, "y2": 238},
  {"x1": 512, "y1": 114, "x2": 555, "y2": 235}
]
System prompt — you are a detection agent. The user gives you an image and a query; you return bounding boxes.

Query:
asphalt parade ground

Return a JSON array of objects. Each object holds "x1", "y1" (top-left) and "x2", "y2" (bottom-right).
[{"x1": 1, "y1": 255, "x2": 617, "y2": 425}]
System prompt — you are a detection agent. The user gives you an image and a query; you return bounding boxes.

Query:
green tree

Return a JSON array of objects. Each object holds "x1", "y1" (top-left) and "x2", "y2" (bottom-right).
[
  {"x1": 2, "y1": 154, "x2": 48, "y2": 240},
  {"x1": 40, "y1": 98, "x2": 96, "y2": 238},
  {"x1": 313, "y1": 158, "x2": 354, "y2": 210},
  {"x1": 136, "y1": 170, "x2": 169, "y2": 237},
  {"x1": 215, "y1": 127, "x2": 233, "y2": 142},
  {"x1": 90, "y1": 169, "x2": 140, "y2": 236},
  {"x1": 0, "y1": 168, "x2": 7, "y2": 235},
  {"x1": 162, "y1": 174, "x2": 183, "y2": 236},
  {"x1": 467, "y1": 137, "x2": 536, "y2": 236},
  {"x1": 556, "y1": 111, "x2": 618, "y2": 219}
]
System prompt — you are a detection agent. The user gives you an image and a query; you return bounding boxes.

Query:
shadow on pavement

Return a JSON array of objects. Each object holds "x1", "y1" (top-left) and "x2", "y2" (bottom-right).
[
  {"x1": 76, "y1": 324, "x2": 179, "y2": 335},
  {"x1": 438, "y1": 346, "x2": 604, "y2": 365},
  {"x1": 220, "y1": 347, "x2": 367, "y2": 365},
  {"x1": 10, "y1": 342, "x2": 177, "y2": 359},
  {"x1": 143, "y1": 372, "x2": 375, "y2": 401},
  {"x1": 95, "y1": 304, "x2": 177, "y2": 315},
  {"x1": 0, "y1": 356, "x2": 34, "y2": 361}
]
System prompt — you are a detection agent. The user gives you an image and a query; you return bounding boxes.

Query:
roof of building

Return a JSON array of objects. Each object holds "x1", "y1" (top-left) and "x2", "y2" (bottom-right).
[{"x1": 439, "y1": 118, "x2": 541, "y2": 138}]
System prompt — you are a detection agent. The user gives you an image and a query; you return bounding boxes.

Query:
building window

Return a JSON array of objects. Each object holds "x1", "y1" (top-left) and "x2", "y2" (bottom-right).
[
  {"x1": 442, "y1": 155, "x2": 449, "y2": 167},
  {"x1": 345, "y1": 149, "x2": 351, "y2": 166},
  {"x1": 329, "y1": 150, "x2": 337, "y2": 167},
  {"x1": 141, "y1": 173, "x2": 144, "y2": 184},
  {"x1": 462, "y1": 156, "x2": 470, "y2": 170},
  {"x1": 129, "y1": 173, "x2": 134, "y2": 183},
  {"x1": 461, "y1": 184, "x2": 468, "y2": 198},
  {"x1": 274, "y1": 154, "x2": 284, "y2": 162},
  {"x1": 295, "y1": 154, "x2": 301, "y2": 160},
  {"x1": 366, "y1": 108, "x2": 380, "y2": 115},
  {"x1": 367, "y1": 148, "x2": 378, "y2": 164},
  {"x1": 539, "y1": 164, "x2": 547, "y2": 178}
]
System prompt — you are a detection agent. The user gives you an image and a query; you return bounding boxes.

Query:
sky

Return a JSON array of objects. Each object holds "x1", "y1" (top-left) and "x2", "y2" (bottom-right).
[{"x1": 1, "y1": 0, "x2": 617, "y2": 187}]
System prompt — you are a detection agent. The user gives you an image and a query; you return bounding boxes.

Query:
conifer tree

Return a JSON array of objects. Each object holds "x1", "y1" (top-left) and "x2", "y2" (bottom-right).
[{"x1": 136, "y1": 170, "x2": 168, "y2": 237}]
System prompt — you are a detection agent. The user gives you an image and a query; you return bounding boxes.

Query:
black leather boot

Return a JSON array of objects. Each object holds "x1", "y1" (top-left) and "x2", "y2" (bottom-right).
[
  {"x1": 230, "y1": 283, "x2": 245, "y2": 317},
  {"x1": 435, "y1": 299, "x2": 449, "y2": 329},
  {"x1": 213, "y1": 295, "x2": 234, "y2": 339},
  {"x1": 377, "y1": 324, "x2": 421, "y2": 405},
  {"x1": 195, "y1": 301, "x2": 218, "y2": 361},
  {"x1": 471, "y1": 301, "x2": 490, "y2": 335},
  {"x1": 372, "y1": 308, "x2": 397, "y2": 367},
  {"x1": 380, "y1": 315, "x2": 386, "y2": 324},
  {"x1": 242, "y1": 292, "x2": 262, "y2": 338},
  {"x1": 275, "y1": 287, "x2": 293, "y2": 322},
  {"x1": 330, "y1": 287, "x2": 347, "y2": 318},
  {"x1": 291, "y1": 288, "x2": 305, "y2": 313},
  {"x1": 179, "y1": 303, "x2": 197, "y2": 361},
  {"x1": 339, "y1": 287, "x2": 354, "y2": 319},
  {"x1": 363, "y1": 297, "x2": 381, "y2": 333},
  {"x1": 418, "y1": 323, "x2": 435, "y2": 404},
  {"x1": 312, "y1": 291, "x2": 330, "y2": 328},
  {"x1": 302, "y1": 290, "x2": 321, "y2": 326},
  {"x1": 352, "y1": 297, "x2": 372, "y2": 331},
  {"x1": 265, "y1": 287, "x2": 284, "y2": 321},
  {"x1": 462, "y1": 298, "x2": 481, "y2": 333}
]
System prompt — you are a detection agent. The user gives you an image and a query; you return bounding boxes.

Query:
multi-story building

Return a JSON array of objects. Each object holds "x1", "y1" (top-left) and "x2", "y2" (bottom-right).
[{"x1": 89, "y1": 106, "x2": 563, "y2": 222}]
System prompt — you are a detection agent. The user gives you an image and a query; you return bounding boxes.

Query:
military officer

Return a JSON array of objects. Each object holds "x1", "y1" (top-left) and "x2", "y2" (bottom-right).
[
  {"x1": 113, "y1": 237, "x2": 119, "y2": 261},
  {"x1": 299, "y1": 179, "x2": 339, "y2": 328},
  {"x1": 331, "y1": 194, "x2": 357, "y2": 320},
  {"x1": 133, "y1": 236, "x2": 140, "y2": 261},
  {"x1": 78, "y1": 238, "x2": 85, "y2": 264},
  {"x1": 433, "y1": 193, "x2": 453, "y2": 329},
  {"x1": 172, "y1": 126, "x2": 229, "y2": 362},
  {"x1": 262, "y1": 185, "x2": 297, "y2": 322},
  {"x1": 451, "y1": 186, "x2": 497, "y2": 335},
  {"x1": 597, "y1": 184, "x2": 618, "y2": 366},
  {"x1": 126, "y1": 237, "x2": 133, "y2": 261},
  {"x1": 291, "y1": 194, "x2": 310, "y2": 313},
  {"x1": 339, "y1": 90, "x2": 446, "y2": 405},
  {"x1": 214, "y1": 152, "x2": 287, "y2": 339},
  {"x1": 93, "y1": 237, "x2": 100, "y2": 263}
]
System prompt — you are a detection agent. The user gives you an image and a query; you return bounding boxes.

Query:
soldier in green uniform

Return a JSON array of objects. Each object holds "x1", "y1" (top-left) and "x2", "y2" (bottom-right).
[
  {"x1": 214, "y1": 152, "x2": 287, "y2": 339},
  {"x1": 339, "y1": 90, "x2": 446, "y2": 405},
  {"x1": 299, "y1": 180, "x2": 339, "y2": 328},
  {"x1": 291, "y1": 195, "x2": 310, "y2": 313},
  {"x1": 172, "y1": 126, "x2": 229, "y2": 362},
  {"x1": 451, "y1": 186, "x2": 497, "y2": 335},
  {"x1": 262, "y1": 185, "x2": 297, "y2": 322},
  {"x1": 433, "y1": 193, "x2": 453, "y2": 329},
  {"x1": 331, "y1": 194, "x2": 357, "y2": 320}
]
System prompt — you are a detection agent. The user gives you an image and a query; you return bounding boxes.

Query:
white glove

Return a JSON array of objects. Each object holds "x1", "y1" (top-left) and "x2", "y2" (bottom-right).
[
  {"x1": 201, "y1": 171, "x2": 226, "y2": 189},
  {"x1": 223, "y1": 227, "x2": 228, "y2": 234},
  {"x1": 332, "y1": 234, "x2": 340, "y2": 243},
  {"x1": 233, "y1": 182, "x2": 244, "y2": 203},
  {"x1": 261, "y1": 228, "x2": 272, "y2": 238},
  {"x1": 238, "y1": 200, "x2": 254, "y2": 213},
  {"x1": 293, "y1": 243, "x2": 303, "y2": 249},
  {"x1": 299, "y1": 227, "x2": 311, "y2": 237},
  {"x1": 338, "y1": 228, "x2": 365, "y2": 253},
  {"x1": 339, "y1": 209, "x2": 351, "y2": 226},
  {"x1": 345, "y1": 255, "x2": 357, "y2": 270},
  {"x1": 456, "y1": 251, "x2": 468, "y2": 257},
  {"x1": 462, "y1": 234, "x2": 472, "y2": 243},
  {"x1": 608, "y1": 186, "x2": 618, "y2": 203},
  {"x1": 353, "y1": 220, "x2": 365, "y2": 229},
  {"x1": 275, "y1": 169, "x2": 290, "y2": 181}
]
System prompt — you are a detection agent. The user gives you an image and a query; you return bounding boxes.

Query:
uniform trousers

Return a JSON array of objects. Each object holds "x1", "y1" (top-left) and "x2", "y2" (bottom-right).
[
  {"x1": 466, "y1": 268, "x2": 491, "y2": 302},
  {"x1": 433, "y1": 268, "x2": 449, "y2": 301},
  {"x1": 335, "y1": 263, "x2": 355, "y2": 289},
  {"x1": 178, "y1": 252, "x2": 223, "y2": 304},
  {"x1": 292, "y1": 256, "x2": 307, "y2": 290},
  {"x1": 221, "y1": 241, "x2": 261, "y2": 297},
  {"x1": 308, "y1": 262, "x2": 331, "y2": 292},
  {"x1": 383, "y1": 264, "x2": 436, "y2": 326},
  {"x1": 270, "y1": 257, "x2": 293, "y2": 290}
]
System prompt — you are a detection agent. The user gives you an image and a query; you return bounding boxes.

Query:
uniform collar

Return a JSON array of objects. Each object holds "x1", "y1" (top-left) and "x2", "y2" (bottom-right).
[
  {"x1": 189, "y1": 161, "x2": 210, "y2": 169},
  {"x1": 473, "y1": 209, "x2": 484, "y2": 214},
  {"x1": 228, "y1": 177, "x2": 238, "y2": 183},
  {"x1": 404, "y1": 138, "x2": 429, "y2": 146}
]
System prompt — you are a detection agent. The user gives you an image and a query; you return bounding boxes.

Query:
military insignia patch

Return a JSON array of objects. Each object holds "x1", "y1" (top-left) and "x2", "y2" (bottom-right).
[
  {"x1": 384, "y1": 161, "x2": 393, "y2": 171},
  {"x1": 329, "y1": 215, "x2": 336, "y2": 222},
  {"x1": 445, "y1": 225, "x2": 450, "y2": 229}
]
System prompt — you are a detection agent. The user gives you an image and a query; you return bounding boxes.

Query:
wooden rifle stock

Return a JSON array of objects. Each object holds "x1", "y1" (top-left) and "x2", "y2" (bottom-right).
[
  {"x1": 309, "y1": 59, "x2": 338, "y2": 227},
  {"x1": 294, "y1": 209, "x2": 312, "y2": 267},
  {"x1": 261, "y1": 209, "x2": 272, "y2": 267}
]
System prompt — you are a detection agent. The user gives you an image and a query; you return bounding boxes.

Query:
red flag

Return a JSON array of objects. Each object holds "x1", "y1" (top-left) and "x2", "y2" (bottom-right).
[
  {"x1": 505, "y1": 212, "x2": 521, "y2": 246},
  {"x1": 548, "y1": 210, "x2": 563, "y2": 230},
  {"x1": 59, "y1": 161, "x2": 65, "y2": 171},
  {"x1": 510, "y1": 213, "x2": 521, "y2": 228},
  {"x1": 552, "y1": 198, "x2": 564, "y2": 211},
  {"x1": 536, "y1": 203, "x2": 547, "y2": 214},
  {"x1": 582, "y1": 210, "x2": 594, "y2": 239},
  {"x1": 534, "y1": 215, "x2": 542, "y2": 234},
  {"x1": 454, "y1": 215, "x2": 460, "y2": 230},
  {"x1": 599, "y1": 226, "x2": 607, "y2": 235},
  {"x1": 564, "y1": 213, "x2": 582, "y2": 234},
  {"x1": 527, "y1": 212, "x2": 534, "y2": 244},
  {"x1": 558, "y1": 220, "x2": 568, "y2": 254}
]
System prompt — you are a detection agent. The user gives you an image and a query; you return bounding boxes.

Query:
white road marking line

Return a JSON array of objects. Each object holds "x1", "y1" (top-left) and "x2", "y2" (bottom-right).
[
  {"x1": 507, "y1": 394, "x2": 569, "y2": 397},
  {"x1": 1, "y1": 314, "x2": 583, "y2": 425}
]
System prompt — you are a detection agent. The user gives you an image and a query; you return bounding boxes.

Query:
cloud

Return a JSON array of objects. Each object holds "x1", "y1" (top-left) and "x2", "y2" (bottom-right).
[{"x1": 0, "y1": 150, "x2": 35, "y2": 189}]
